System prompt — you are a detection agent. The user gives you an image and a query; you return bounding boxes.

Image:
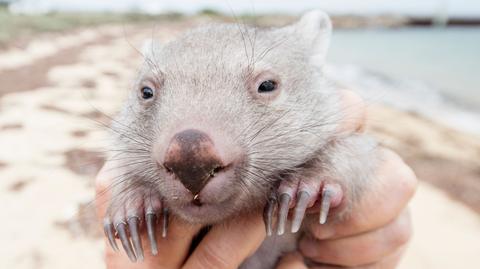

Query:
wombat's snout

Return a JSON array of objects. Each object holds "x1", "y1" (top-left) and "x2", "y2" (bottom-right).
[{"x1": 162, "y1": 129, "x2": 227, "y2": 195}]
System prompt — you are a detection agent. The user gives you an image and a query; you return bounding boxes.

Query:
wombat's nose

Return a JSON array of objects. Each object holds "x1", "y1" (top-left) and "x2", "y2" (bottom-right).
[{"x1": 163, "y1": 129, "x2": 224, "y2": 195}]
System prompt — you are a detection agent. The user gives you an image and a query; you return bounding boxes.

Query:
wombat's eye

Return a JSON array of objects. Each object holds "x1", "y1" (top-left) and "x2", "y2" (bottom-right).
[
  {"x1": 141, "y1": 87, "x2": 154, "y2": 99},
  {"x1": 258, "y1": 80, "x2": 277, "y2": 93}
]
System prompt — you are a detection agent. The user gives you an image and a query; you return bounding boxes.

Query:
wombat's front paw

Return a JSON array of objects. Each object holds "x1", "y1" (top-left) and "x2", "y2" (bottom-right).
[
  {"x1": 264, "y1": 178, "x2": 343, "y2": 236},
  {"x1": 103, "y1": 188, "x2": 168, "y2": 262}
]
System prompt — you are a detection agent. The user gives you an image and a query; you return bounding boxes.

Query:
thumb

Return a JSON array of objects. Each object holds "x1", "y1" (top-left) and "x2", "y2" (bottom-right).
[
  {"x1": 183, "y1": 213, "x2": 266, "y2": 269},
  {"x1": 95, "y1": 161, "x2": 117, "y2": 220},
  {"x1": 336, "y1": 90, "x2": 366, "y2": 135},
  {"x1": 276, "y1": 252, "x2": 308, "y2": 269}
]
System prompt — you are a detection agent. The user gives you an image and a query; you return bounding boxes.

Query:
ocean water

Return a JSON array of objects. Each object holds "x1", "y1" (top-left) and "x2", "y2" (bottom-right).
[{"x1": 325, "y1": 27, "x2": 480, "y2": 134}]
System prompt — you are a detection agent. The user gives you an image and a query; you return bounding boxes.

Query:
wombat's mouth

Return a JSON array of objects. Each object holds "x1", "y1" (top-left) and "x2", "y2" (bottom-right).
[
  {"x1": 157, "y1": 163, "x2": 246, "y2": 224},
  {"x1": 174, "y1": 195, "x2": 239, "y2": 224},
  {"x1": 192, "y1": 194, "x2": 202, "y2": 206}
]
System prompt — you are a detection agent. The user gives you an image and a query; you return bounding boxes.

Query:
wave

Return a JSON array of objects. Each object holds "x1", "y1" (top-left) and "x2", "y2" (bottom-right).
[{"x1": 325, "y1": 64, "x2": 480, "y2": 135}]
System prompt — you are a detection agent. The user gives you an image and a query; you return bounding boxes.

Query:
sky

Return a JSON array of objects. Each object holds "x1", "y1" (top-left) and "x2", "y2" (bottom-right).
[{"x1": 9, "y1": 0, "x2": 480, "y2": 17}]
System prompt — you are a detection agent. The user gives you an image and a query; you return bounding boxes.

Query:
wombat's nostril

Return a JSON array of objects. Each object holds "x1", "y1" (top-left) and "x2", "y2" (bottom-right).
[
  {"x1": 212, "y1": 166, "x2": 223, "y2": 175},
  {"x1": 163, "y1": 129, "x2": 225, "y2": 195}
]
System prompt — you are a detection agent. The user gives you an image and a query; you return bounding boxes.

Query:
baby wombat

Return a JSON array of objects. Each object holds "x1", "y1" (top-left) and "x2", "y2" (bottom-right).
[{"x1": 102, "y1": 10, "x2": 379, "y2": 269}]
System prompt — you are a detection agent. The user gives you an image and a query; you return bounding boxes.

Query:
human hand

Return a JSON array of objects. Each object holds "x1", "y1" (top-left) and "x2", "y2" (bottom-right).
[{"x1": 276, "y1": 144, "x2": 417, "y2": 267}]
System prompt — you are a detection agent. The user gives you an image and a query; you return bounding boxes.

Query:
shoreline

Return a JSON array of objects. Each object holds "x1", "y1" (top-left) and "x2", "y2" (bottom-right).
[
  {"x1": 325, "y1": 64, "x2": 480, "y2": 136},
  {"x1": 367, "y1": 105, "x2": 480, "y2": 214},
  {"x1": 0, "y1": 20, "x2": 478, "y2": 269}
]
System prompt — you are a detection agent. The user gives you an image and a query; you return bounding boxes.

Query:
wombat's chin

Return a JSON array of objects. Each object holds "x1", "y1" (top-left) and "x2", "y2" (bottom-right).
[{"x1": 172, "y1": 200, "x2": 238, "y2": 224}]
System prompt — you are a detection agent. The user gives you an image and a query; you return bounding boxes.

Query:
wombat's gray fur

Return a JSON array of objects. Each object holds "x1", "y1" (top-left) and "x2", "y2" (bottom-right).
[{"x1": 103, "y1": 10, "x2": 379, "y2": 268}]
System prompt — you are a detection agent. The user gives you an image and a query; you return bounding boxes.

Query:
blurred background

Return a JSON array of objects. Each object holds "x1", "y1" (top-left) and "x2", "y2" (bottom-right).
[{"x1": 0, "y1": 0, "x2": 478, "y2": 268}]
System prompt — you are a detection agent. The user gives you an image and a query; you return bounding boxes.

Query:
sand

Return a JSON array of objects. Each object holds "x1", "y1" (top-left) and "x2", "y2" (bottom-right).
[{"x1": 0, "y1": 21, "x2": 478, "y2": 269}]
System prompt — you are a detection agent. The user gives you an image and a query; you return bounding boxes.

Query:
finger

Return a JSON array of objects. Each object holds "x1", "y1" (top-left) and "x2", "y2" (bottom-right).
[
  {"x1": 308, "y1": 148, "x2": 417, "y2": 240},
  {"x1": 143, "y1": 216, "x2": 201, "y2": 268},
  {"x1": 276, "y1": 252, "x2": 308, "y2": 269},
  {"x1": 336, "y1": 90, "x2": 366, "y2": 134},
  {"x1": 301, "y1": 209, "x2": 412, "y2": 267},
  {"x1": 361, "y1": 247, "x2": 406, "y2": 269},
  {"x1": 183, "y1": 213, "x2": 265, "y2": 269},
  {"x1": 310, "y1": 247, "x2": 406, "y2": 269}
]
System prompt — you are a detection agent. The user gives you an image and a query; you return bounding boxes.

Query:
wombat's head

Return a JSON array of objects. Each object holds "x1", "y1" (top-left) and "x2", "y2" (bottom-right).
[{"x1": 113, "y1": 10, "x2": 340, "y2": 224}]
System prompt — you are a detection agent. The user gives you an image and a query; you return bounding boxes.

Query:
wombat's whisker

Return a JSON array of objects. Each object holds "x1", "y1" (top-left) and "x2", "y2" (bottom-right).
[
  {"x1": 85, "y1": 104, "x2": 154, "y2": 145},
  {"x1": 105, "y1": 154, "x2": 151, "y2": 162}
]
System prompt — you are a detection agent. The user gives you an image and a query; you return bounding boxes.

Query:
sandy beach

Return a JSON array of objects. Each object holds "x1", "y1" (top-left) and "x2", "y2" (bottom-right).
[{"x1": 0, "y1": 20, "x2": 479, "y2": 268}]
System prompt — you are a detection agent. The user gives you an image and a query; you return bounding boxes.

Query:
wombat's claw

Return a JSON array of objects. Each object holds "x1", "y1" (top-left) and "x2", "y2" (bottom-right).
[
  {"x1": 116, "y1": 222, "x2": 137, "y2": 262},
  {"x1": 145, "y1": 212, "x2": 158, "y2": 255},
  {"x1": 276, "y1": 193, "x2": 291, "y2": 235},
  {"x1": 128, "y1": 216, "x2": 144, "y2": 261},
  {"x1": 263, "y1": 192, "x2": 277, "y2": 236},
  {"x1": 104, "y1": 221, "x2": 119, "y2": 252},
  {"x1": 265, "y1": 180, "x2": 343, "y2": 236},
  {"x1": 291, "y1": 191, "x2": 310, "y2": 233},
  {"x1": 162, "y1": 207, "x2": 169, "y2": 238},
  {"x1": 104, "y1": 193, "x2": 167, "y2": 262},
  {"x1": 143, "y1": 208, "x2": 169, "y2": 256},
  {"x1": 319, "y1": 186, "x2": 333, "y2": 224}
]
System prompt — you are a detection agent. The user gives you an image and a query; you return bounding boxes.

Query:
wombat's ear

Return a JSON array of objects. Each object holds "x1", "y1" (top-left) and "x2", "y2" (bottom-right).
[
  {"x1": 141, "y1": 38, "x2": 162, "y2": 59},
  {"x1": 295, "y1": 10, "x2": 332, "y2": 66}
]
